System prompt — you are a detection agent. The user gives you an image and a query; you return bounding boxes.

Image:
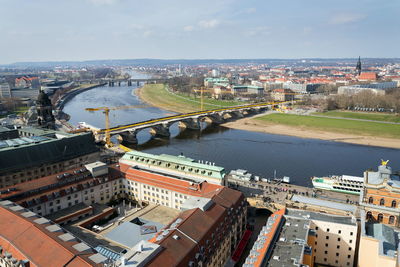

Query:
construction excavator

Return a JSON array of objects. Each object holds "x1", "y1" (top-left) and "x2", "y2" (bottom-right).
[{"x1": 85, "y1": 105, "x2": 147, "y2": 147}]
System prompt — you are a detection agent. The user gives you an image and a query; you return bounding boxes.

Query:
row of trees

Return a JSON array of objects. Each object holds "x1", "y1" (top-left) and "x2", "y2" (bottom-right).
[
  {"x1": 303, "y1": 89, "x2": 400, "y2": 113},
  {"x1": 167, "y1": 76, "x2": 203, "y2": 95}
]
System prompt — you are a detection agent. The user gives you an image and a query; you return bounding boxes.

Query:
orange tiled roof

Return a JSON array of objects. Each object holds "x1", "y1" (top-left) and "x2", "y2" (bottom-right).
[
  {"x1": 359, "y1": 72, "x2": 377, "y2": 80},
  {"x1": 0, "y1": 204, "x2": 100, "y2": 266},
  {"x1": 122, "y1": 164, "x2": 223, "y2": 198}
]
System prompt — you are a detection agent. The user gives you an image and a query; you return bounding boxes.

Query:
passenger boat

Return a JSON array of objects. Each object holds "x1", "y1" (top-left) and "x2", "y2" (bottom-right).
[{"x1": 311, "y1": 175, "x2": 363, "y2": 195}]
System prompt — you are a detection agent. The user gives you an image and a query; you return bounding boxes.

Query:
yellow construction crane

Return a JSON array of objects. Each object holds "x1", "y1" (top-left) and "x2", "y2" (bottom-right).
[{"x1": 85, "y1": 105, "x2": 147, "y2": 147}]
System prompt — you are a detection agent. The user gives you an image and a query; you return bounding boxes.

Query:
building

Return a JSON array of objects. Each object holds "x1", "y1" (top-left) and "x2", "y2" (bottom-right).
[
  {"x1": 358, "y1": 211, "x2": 400, "y2": 267},
  {"x1": 0, "y1": 127, "x2": 99, "y2": 188},
  {"x1": 232, "y1": 85, "x2": 264, "y2": 96},
  {"x1": 0, "y1": 82, "x2": 11, "y2": 98},
  {"x1": 0, "y1": 162, "x2": 123, "y2": 218},
  {"x1": 270, "y1": 88, "x2": 295, "y2": 101},
  {"x1": 360, "y1": 161, "x2": 400, "y2": 226},
  {"x1": 338, "y1": 81, "x2": 397, "y2": 95},
  {"x1": 36, "y1": 90, "x2": 55, "y2": 129},
  {"x1": 0, "y1": 200, "x2": 107, "y2": 266},
  {"x1": 119, "y1": 150, "x2": 227, "y2": 185},
  {"x1": 15, "y1": 76, "x2": 40, "y2": 89},
  {"x1": 0, "y1": 150, "x2": 247, "y2": 267},
  {"x1": 245, "y1": 208, "x2": 358, "y2": 267},
  {"x1": 204, "y1": 77, "x2": 229, "y2": 88},
  {"x1": 358, "y1": 72, "x2": 377, "y2": 81},
  {"x1": 356, "y1": 57, "x2": 362, "y2": 76},
  {"x1": 117, "y1": 182, "x2": 247, "y2": 267},
  {"x1": 283, "y1": 83, "x2": 320, "y2": 93}
]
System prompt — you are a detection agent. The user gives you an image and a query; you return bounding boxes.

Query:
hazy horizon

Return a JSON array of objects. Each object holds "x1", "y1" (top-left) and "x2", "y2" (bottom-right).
[{"x1": 1, "y1": 0, "x2": 399, "y2": 64}]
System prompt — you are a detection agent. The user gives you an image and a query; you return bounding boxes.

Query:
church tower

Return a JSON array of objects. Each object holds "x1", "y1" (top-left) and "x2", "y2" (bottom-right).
[
  {"x1": 356, "y1": 56, "x2": 362, "y2": 75},
  {"x1": 36, "y1": 90, "x2": 55, "y2": 129}
]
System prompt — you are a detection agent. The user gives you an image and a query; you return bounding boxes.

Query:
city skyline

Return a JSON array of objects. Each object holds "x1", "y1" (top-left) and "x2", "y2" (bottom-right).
[{"x1": 0, "y1": 0, "x2": 399, "y2": 64}]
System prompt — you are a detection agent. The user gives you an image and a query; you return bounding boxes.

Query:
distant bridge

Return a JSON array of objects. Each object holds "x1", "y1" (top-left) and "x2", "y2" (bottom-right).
[{"x1": 91, "y1": 102, "x2": 289, "y2": 144}]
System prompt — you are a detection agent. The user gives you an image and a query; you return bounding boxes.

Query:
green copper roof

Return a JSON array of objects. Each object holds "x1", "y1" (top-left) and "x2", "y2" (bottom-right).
[{"x1": 121, "y1": 150, "x2": 226, "y2": 179}]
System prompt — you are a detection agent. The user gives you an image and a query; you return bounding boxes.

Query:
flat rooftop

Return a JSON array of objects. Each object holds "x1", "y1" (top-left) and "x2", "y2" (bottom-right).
[
  {"x1": 291, "y1": 195, "x2": 357, "y2": 214},
  {"x1": 268, "y1": 217, "x2": 310, "y2": 267},
  {"x1": 365, "y1": 221, "x2": 399, "y2": 257},
  {"x1": 286, "y1": 208, "x2": 356, "y2": 226}
]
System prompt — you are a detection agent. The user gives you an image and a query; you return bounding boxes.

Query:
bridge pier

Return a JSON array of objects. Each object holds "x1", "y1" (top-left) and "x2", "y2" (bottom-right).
[
  {"x1": 179, "y1": 118, "x2": 200, "y2": 130},
  {"x1": 208, "y1": 113, "x2": 225, "y2": 124},
  {"x1": 117, "y1": 131, "x2": 137, "y2": 144},
  {"x1": 231, "y1": 111, "x2": 244, "y2": 119},
  {"x1": 150, "y1": 124, "x2": 170, "y2": 138}
]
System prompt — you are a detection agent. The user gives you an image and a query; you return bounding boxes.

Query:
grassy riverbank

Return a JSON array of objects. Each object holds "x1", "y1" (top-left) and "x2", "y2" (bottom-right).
[
  {"x1": 313, "y1": 110, "x2": 400, "y2": 123},
  {"x1": 255, "y1": 113, "x2": 400, "y2": 139},
  {"x1": 138, "y1": 83, "x2": 247, "y2": 113}
]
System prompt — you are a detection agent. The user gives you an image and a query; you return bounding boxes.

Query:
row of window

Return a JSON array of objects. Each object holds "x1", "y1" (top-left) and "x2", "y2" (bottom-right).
[
  {"x1": 130, "y1": 156, "x2": 216, "y2": 177},
  {"x1": 368, "y1": 197, "x2": 398, "y2": 208},
  {"x1": 366, "y1": 212, "x2": 396, "y2": 224},
  {"x1": 315, "y1": 227, "x2": 354, "y2": 236}
]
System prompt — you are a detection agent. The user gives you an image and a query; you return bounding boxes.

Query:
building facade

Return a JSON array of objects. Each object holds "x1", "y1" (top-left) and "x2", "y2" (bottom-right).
[
  {"x1": 360, "y1": 161, "x2": 400, "y2": 226},
  {"x1": 0, "y1": 128, "x2": 99, "y2": 188},
  {"x1": 120, "y1": 150, "x2": 227, "y2": 185},
  {"x1": 245, "y1": 209, "x2": 358, "y2": 267}
]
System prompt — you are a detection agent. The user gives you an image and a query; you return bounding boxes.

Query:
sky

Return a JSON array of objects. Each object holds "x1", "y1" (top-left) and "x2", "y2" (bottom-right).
[{"x1": 0, "y1": 0, "x2": 399, "y2": 64}]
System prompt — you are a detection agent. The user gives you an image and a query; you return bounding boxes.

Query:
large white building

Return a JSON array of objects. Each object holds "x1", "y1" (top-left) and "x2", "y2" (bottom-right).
[{"x1": 338, "y1": 81, "x2": 397, "y2": 95}]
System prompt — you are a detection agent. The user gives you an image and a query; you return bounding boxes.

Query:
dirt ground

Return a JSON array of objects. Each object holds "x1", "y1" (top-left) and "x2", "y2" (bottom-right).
[{"x1": 223, "y1": 117, "x2": 400, "y2": 149}]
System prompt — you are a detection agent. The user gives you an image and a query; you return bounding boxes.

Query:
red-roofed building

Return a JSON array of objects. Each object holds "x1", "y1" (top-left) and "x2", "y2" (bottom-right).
[
  {"x1": 358, "y1": 72, "x2": 377, "y2": 81},
  {"x1": 0, "y1": 201, "x2": 106, "y2": 266}
]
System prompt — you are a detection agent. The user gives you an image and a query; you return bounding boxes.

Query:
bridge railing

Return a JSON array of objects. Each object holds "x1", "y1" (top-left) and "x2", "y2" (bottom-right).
[{"x1": 97, "y1": 101, "x2": 288, "y2": 134}]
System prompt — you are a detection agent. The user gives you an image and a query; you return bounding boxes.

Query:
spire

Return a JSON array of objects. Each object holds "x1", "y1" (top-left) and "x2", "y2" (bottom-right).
[{"x1": 356, "y1": 56, "x2": 362, "y2": 75}]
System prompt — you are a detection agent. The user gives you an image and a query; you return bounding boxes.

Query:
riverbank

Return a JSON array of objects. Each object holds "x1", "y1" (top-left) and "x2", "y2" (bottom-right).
[
  {"x1": 224, "y1": 115, "x2": 400, "y2": 149},
  {"x1": 138, "y1": 83, "x2": 400, "y2": 149},
  {"x1": 137, "y1": 83, "x2": 247, "y2": 113}
]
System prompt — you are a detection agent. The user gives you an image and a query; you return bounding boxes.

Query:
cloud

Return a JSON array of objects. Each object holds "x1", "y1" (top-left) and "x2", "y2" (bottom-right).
[
  {"x1": 143, "y1": 30, "x2": 153, "y2": 38},
  {"x1": 303, "y1": 27, "x2": 312, "y2": 34},
  {"x1": 244, "y1": 7, "x2": 256, "y2": 14},
  {"x1": 330, "y1": 13, "x2": 366, "y2": 25},
  {"x1": 198, "y1": 19, "x2": 220, "y2": 29},
  {"x1": 183, "y1": 25, "x2": 194, "y2": 32},
  {"x1": 87, "y1": 0, "x2": 119, "y2": 5},
  {"x1": 245, "y1": 26, "x2": 271, "y2": 37}
]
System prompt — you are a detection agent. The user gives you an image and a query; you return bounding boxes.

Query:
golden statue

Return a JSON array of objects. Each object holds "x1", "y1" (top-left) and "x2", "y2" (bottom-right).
[{"x1": 381, "y1": 159, "x2": 389, "y2": 166}]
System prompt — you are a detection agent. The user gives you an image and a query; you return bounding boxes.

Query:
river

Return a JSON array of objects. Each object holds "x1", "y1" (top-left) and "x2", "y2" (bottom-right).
[{"x1": 63, "y1": 82, "x2": 400, "y2": 187}]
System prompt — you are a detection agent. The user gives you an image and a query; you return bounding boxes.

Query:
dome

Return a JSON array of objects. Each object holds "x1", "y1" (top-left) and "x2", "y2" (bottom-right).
[{"x1": 37, "y1": 90, "x2": 52, "y2": 106}]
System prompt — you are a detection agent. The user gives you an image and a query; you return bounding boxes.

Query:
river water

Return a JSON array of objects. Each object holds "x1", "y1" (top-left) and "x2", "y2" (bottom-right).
[{"x1": 63, "y1": 82, "x2": 400, "y2": 187}]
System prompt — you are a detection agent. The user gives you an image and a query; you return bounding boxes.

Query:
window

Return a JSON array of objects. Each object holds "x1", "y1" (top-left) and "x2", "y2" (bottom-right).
[
  {"x1": 378, "y1": 214, "x2": 383, "y2": 222},
  {"x1": 324, "y1": 258, "x2": 327, "y2": 262},
  {"x1": 338, "y1": 238, "x2": 341, "y2": 241},
  {"x1": 380, "y1": 198, "x2": 385, "y2": 206},
  {"x1": 315, "y1": 226, "x2": 319, "y2": 230},
  {"x1": 349, "y1": 247, "x2": 352, "y2": 251},
  {"x1": 392, "y1": 200, "x2": 397, "y2": 208},
  {"x1": 347, "y1": 255, "x2": 351, "y2": 259},
  {"x1": 324, "y1": 251, "x2": 328, "y2": 254},
  {"x1": 336, "y1": 253, "x2": 339, "y2": 256},
  {"x1": 389, "y1": 215, "x2": 395, "y2": 224},
  {"x1": 338, "y1": 230, "x2": 342, "y2": 234},
  {"x1": 350, "y1": 232, "x2": 353, "y2": 236},
  {"x1": 327, "y1": 228, "x2": 330, "y2": 232},
  {"x1": 326, "y1": 236, "x2": 329, "y2": 240},
  {"x1": 337, "y1": 245, "x2": 340, "y2": 249},
  {"x1": 366, "y1": 211, "x2": 372, "y2": 220}
]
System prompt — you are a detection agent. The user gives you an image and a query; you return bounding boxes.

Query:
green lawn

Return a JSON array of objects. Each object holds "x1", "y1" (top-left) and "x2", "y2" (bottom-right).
[
  {"x1": 256, "y1": 113, "x2": 400, "y2": 139},
  {"x1": 314, "y1": 111, "x2": 400, "y2": 123},
  {"x1": 140, "y1": 84, "x2": 247, "y2": 113}
]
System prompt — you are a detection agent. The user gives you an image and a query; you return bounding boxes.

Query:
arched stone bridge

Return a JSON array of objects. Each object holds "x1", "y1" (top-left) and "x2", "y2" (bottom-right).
[{"x1": 93, "y1": 101, "x2": 288, "y2": 144}]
